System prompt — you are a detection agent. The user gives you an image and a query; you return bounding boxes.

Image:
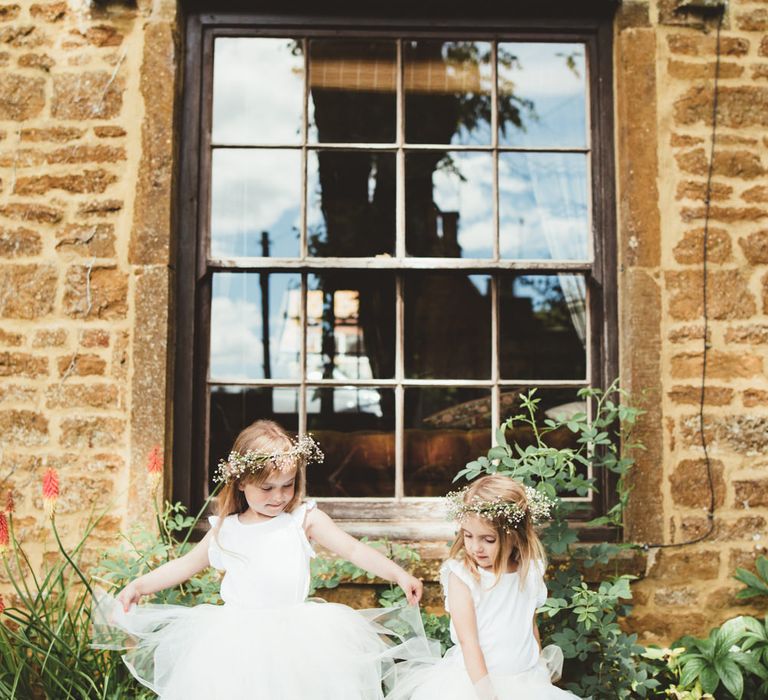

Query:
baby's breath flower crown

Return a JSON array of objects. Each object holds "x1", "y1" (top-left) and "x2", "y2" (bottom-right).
[
  {"x1": 213, "y1": 434, "x2": 324, "y2": 485},
  {"x1": 445, "y1": 485, "x2": 555, "y2": 532}
]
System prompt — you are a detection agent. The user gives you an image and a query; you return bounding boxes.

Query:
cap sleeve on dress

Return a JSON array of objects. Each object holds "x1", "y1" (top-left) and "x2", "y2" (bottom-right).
[
  {"x1": 291, "y1": 500, "x2": 317, "y2": 559},
  {"x1": 440, "y1": 559, "x2": 481, "y2": 612},
  {"x1": 533, "y1": 559, "x2": 548, "y2": 608},
  {"x1": 206, "y1": 516, "x2": 225, "y2": 571}
]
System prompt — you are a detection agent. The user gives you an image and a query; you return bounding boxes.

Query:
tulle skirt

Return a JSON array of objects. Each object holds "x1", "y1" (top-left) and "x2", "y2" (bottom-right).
[
  {"x1": 386, "y1": 644, "x2": 581, "y2": 700},
  {"x1": 92, "y1": 591, "x2": 433, "y2": 700}
]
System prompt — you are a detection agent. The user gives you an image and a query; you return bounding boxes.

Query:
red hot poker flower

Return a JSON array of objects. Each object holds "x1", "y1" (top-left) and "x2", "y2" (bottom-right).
[
  {"x1": 42, "y1": 468, "x2": 59, "y2": 518},
  {"x1": 0, "y1": 593, "x2": 5, "y2": 615},
  {"x1": 147, "y1": 446, "x2": 163, "y2": 476},
  {"x1": 0, "y1": 512, "x2": 8, "y2": 554},
  {"x1": 147, "y1": 446, "x2": 163, "y2": 490}
]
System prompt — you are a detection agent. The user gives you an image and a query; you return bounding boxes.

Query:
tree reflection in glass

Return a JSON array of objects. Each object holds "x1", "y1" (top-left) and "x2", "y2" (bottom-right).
[{"x1": 208, "y1": 36, "x2": 593, "y2": 499}]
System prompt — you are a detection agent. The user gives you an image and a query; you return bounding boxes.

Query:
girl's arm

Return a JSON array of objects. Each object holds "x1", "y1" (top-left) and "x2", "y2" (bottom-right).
[
  {"x1": 117, "y1": 530, "x2": 214, "y2": 612},
  {"x1": 533, "y1": 611, "x2": 542, "y2": 651},
  {"x1": 448, "y1": 573, "x2": 499, "y2": 700},
  {"x1": 305, "y1": 507, "x2": 423, "y2": 604},
  {"x1": 447, "y1": 572, "x2": 488, "y2": 683}
]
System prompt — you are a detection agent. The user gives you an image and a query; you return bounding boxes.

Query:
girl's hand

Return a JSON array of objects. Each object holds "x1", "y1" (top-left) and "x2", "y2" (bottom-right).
[
  {"x1": 473, "y1": 675, "x2": 500, "y2": 700},
  {"x1": 397, "y1": 572, "x2": 423, "y2": 605},
  {"x1": 117, "y1": 581, "x2": 142, "y2": 612}
]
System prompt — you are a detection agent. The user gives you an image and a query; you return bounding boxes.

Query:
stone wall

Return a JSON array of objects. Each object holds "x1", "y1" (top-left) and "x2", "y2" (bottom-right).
[
  {"x1": 0, "y1": 0, "x2": 766, "y2": 643},
  {"x1": 619, "y1": 0, "x2": 768, "y2": 643},
  {"x1": 0, "y1": 0, "x2": 177, "y2": 586}
]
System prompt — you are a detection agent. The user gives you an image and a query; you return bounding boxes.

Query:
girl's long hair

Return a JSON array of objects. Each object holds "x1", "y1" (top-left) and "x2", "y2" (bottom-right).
[
  {"x1": 213, "y1": 420, "x2": 306, "y2": 534},
  {"x1": 448, "y1": 474, "x2": 547, "y2": 587}
]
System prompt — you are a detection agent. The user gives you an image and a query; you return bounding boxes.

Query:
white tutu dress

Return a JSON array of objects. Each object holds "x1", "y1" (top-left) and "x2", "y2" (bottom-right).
[
  {"x1": 386, "y1": 558, "x2": 580, "y2": 700},
  {"x1": 92, "y1": 501, "x2": 425, "y2": 700}
]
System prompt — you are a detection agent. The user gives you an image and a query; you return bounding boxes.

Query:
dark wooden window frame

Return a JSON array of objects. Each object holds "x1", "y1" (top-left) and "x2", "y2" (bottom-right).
[{"x1": 173, "y1": 5, "x2": 619, "y2": 541}]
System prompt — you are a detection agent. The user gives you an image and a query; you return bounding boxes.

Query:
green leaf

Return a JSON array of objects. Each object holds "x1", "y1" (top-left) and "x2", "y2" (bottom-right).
[
  {"x1": 679, "y1": 656, "x2": 707, "y2": 687},
  {"x1": 734, "y1": 569, "x2": 768, "y2": 596},
  {"x1": 699, "y1": 666, "x2": 720, "y2": 694},
  {"x1": 714, "y1": 658, "x2": 743, "y2": 699}
]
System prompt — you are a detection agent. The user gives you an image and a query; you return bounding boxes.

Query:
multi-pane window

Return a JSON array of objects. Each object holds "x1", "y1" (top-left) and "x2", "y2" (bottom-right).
[{"x1": 176, "y1": 19, "x2": 616, "y2": 533}]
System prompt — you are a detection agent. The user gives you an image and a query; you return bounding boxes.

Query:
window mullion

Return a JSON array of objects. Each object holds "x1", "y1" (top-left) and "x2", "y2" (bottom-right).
[
  {"x1": 396, "y1": 39, "x2": 405, "y2": 259},
  {"x1": 395, "y1": 273, "x2": 404, "y2": 499},
  {"x1": 299, "y1": 273, "x2": 308, "y2": 438},
  {"x1": 491, "y1": 274, "x2": 500, "y2": 443},
  {"x1": 491, "y1": 41, "x2": 499, "y2": 263},
  {"x1": 300, "y1": 37, "x2": 309, "y2": 260}
]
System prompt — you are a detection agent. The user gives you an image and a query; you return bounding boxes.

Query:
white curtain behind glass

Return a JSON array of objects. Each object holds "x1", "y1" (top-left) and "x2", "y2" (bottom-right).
[{"x1": 524, "y1": 152, "x2": 588, "y2": 348}]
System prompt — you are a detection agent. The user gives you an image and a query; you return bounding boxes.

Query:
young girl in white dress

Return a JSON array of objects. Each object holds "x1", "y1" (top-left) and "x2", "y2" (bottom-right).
[
  {"x1": 93, "y1": 419, "x2": 423, "y2": 700},
  {"x1": 387, "y1": 474, "x2": 580, "y2": 700}
]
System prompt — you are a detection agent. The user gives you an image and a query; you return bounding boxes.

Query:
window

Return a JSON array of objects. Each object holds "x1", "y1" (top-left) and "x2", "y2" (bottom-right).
[{"x1": 174, "y1": 11, "x2": 617, "y2": 537}]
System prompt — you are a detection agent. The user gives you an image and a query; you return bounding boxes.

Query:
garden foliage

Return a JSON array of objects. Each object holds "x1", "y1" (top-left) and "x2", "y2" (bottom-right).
[{"x1": 1, "y1": 383, "x2": 767, "y2": 698}]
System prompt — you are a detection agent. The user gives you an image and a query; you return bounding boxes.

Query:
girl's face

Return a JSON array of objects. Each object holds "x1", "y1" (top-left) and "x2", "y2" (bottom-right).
[
  {"x1": 238, "y1": 468, "x2": 297, "y2": 520},
  {"x1": 461, "y1": 514, "x2": 500, "y2": 570}
]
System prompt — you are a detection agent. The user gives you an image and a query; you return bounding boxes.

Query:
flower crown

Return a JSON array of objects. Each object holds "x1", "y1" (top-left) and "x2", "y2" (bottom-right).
[
  {"x1": 445, "y1": 485, "x2": 555, "y2": 532},
  {"x1": 213, "y1": 434, "x2": 324, "y2": 485}
]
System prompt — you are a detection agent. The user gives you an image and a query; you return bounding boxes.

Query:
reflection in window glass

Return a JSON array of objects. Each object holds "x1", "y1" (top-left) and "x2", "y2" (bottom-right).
[
  {"x1": 499, "y1": 153, "x2": 589, "y2": 260},
  {"x1": 306, "y1": 387, "x2": 395, "y2": 497},
  {"x1": 308, "y1": 40, "x2": 396, "y2": 144},
  {"x1": 404, "y1": 40, "x2": 492, "y2": 146},
  {"x1": 211, "y1": 149, "x2": 301, "y2": 258},
  {"x1": 499, "y1": 274, "x2": 586, "y2": 380},
  {"x1": 498, "y1": 42, "x2": 587, "y2": 148},
  {"x1": 212, "y1": 38, "x2": 304, "y2": 145},
  {"x1": 307, "y1": 151, "x2": 395, "y2": 257},
  {"x1": 405, "y1": 274, "x2": 491, "y2": 379},
  {"x1": 208, "y1": 385, "x2": 300, "y2": 491},
  {"x1": 406, "y1": 152, "x2": 493, "y2": 258},
  {"x1": 307, "y1": 273, "x2": 395, "y2": 380},
  {"x1": 210, "y1": 272, "x2": 301, "y2": 381},
  {"x1": 404, "y1": 387, "x2": 491, "y2": 496}
]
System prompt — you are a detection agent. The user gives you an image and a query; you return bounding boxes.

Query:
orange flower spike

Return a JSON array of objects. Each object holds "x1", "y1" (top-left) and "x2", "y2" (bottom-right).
[
  {"x1": 0, "y1": 512, "x2": 8, "y2": 554},
  {"x1": 147, "y1": 445, "x2": 163, "y2": 490},
  {"x1": 42, "y1": 468, "x2": 60, "y2": 518},
  {"x1": 0, "y1": 593, "x2": 5, "y2": 615}
]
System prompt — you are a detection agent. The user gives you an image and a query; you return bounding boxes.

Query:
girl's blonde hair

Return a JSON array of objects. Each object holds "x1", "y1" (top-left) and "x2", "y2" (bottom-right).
[
  {"x1": 448, "y1": 474, "x2": 547, "y2": 586},
  {"x1": 213, "y1": 420, "x2": 305, "y2": 524}
]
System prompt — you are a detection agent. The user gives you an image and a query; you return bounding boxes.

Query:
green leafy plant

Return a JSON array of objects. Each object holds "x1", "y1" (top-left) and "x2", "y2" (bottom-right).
[
  {"x1": 734, "y1": 556, "x2": 768, "y2": 600},
  {"x1": 673, "y1": 617, "x2": 768, "y2": 699},
  {"x1": 0, "y1": 504, "x2": 146, "y2": 698}
]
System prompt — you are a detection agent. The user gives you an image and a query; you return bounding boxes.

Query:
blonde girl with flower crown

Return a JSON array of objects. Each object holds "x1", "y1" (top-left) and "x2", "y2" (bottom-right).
[
  {"x1": 387, "y1": 474, "x2": 580, "y2": 700},
  {"x1": 93, "y1": 419, "x2": 423, "y2": 700}
]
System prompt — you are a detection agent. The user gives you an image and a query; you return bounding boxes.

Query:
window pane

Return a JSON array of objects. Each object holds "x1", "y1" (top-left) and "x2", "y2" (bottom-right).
[
  {"x1": 210, "y1": 272, "x2": 301, "y2": 381},
  {"x1": 498, "y1": 42, "x2": 587, "y2": 148},
  {"x1": 404, "y1": 387, "x2": 491, "y2": 496},
  {"x1": 499, "y1": 152, "x2": 589, "y2": 260},
  {"x1": 209, "y1": 385, "x2": 300, "y2": 491},
  {"x1": 210, "y1": 149, "x2": 301, "y2": 259},
  {"x1": 307, "y1": 151, "x2": 395, "y2": 257},
  {"x1": 404, "y1": 40, "x2": 492, "y2": 146},
  {"x1": 499, "y1": 274, "x2": 586, "y2": 380},
  {"x1": 306, "y1": 387, "x2": 395, "y2": 497},
  {"x1": 405, "y1": 274, "x2": 491, "y2": 379},
  {"x1": 406, "y1": 151, "x2": 493, "y2": 258},
  {"x1": 308, "y1": 40, "x2": 396, "y2": 144},
  {"x1": 212, "y1": 38, "x2": 304, "y2": 145},
  {"x1": 307, "y1": 272, "x2": 395, "y2": 380}
]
